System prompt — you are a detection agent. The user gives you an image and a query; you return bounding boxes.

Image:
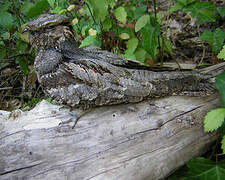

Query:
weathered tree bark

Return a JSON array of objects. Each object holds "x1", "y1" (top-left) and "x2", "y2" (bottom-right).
[{"x1": 0, "y1": 93, "x2": 219, "y2": 180}]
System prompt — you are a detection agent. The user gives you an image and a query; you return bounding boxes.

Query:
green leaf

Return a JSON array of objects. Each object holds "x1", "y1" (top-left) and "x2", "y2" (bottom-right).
[
  {"x1": 21, "y1": 1, "x2": 34, "y2": 15},
  {"x1": 17, "y1": 57, "x2": 29, "y2": 75},
  {"x1": 50, "y1": 6, "x2": 64, "y2": 14},
  {"x1": 135, "y1": 15, "x2": 149, "y2": 32},
  {"x1": 135, "y1": 48, "x2": 146, "y2": 63},
  {"x1": 222, "y1": 135, "x2": 225, "y2": 154},
  {"x1": 121, "y1": 49, "x2": 136, "y2": 60},
  {"x1": 126, "y1": 38, "x2": 138, "y2": 53},
  {"x1": 47, "y1": 0, "x2": 55, "y2": 8},
  {"x1": 102, "y1": 18, "x2": 112, "y2": 31},
  {"x1": 183, "y1": 2, "x2": 217, "y2": 23},
  {"x1": 119, "y1": 33, "x2": 130, "y2": 40},
  {"x1": 164, "y1": 38, "x2": 173, "y2": 54},
  {"x1": 177, "y1": 0, "x2": 196, "y2": 6},
  {"x1": 0, "y1": 2, "x2": 12, "y2": 12},
  {"x1": 79, "y1": 35, "x2": 101, "y2": 48},
  {"x1": 106, "y1": 0, "x2": 116, "y2": 9},
  {"x1": 85, "y1": 0, "x2": 108, "y2": 22},
  {"x1": 199, "y1": 28, "x2": 225, "y2": 54},
  {"x1": 0, "y1": 12, "x2": 14, "y2": 29},
  {"x1": 216, "y1": 71, "x2": 225, "y2": 107},
  {"x1": 81, "y1": 25, "x2": 89, "y2": 36},
  {"x1": 27, "y1": 0, "x2": 49, "y2": 18},
  {"x1": 204, "y1": 108, "x2": 225, "y2": 132},
  {"x1": 16, "y1": 40, "x2": 28, "y2": 54},
  {"x1": 1, "y1": 32, "x2": 10, "y2": 40},
  {"x1": 114, "y1": 6, "x2": 127, "y2": 24},
  {"x1": 218, "y1": 8, "x2": 225, "y2": 18},
  {"x1": 141, "y1": 22, "x2": 160, "y2": 60},
  {"x1": 187, "y1": 157, "x2": 225, "y2": 179},
  {"x1": 0, "y1": 46, "x2": 6, "y2": 61},
  {"x1": 134, "y1": 5, "x2": 147, "y2": 20},
  {"x1": 199, "y1": 30, "x2": 213, "y2": 44},
  {"x1": 218, "y1": 45, "x2": 225, "y2": 60},
  {"x1": 169, "y1": 2, "x2": 183, "y2": 14}
]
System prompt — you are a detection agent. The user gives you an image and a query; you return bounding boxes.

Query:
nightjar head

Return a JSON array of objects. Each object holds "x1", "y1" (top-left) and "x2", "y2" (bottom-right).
[{"x1": 19, "y1": 13, "x2": 72, "y2": 48}]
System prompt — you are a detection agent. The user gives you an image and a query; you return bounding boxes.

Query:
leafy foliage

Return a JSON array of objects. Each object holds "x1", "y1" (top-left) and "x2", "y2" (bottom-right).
[
  {"x1": 170, "y1": 0, "x2": 225, "y2": 54},
  {"x1": 218, "y1": 45, "x2": 225, "y2": 60},
  {"x1": 216, "y1": 71, "x2": 225, "y2": 108},
  {"x1": 186, "y1": 158, "x2": 225, "y2": 179},
  {"x1": 204, "y1": 108, "x2": 225, "y2": 132},
  {"x1": 203, "y1": 71, "x2": 225, "y2": 154},
  {"x1": 199, "y1": 28, "x2": 225, "y2": 54}
]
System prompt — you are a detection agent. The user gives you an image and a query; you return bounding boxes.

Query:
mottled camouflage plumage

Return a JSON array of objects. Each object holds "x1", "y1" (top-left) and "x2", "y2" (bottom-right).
[{"x1": 21, "y1": 14, "x2": 215, "y2": 110}]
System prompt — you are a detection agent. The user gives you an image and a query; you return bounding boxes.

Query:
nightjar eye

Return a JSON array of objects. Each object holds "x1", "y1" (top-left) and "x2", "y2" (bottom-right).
[{"x1": 21, "y1": 28, "x2": 28, "y2": 34}]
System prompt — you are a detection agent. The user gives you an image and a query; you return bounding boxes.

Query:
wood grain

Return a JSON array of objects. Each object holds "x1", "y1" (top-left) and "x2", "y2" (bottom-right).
[{"x1": 0, "y1": 94, "x2": 219, "y2": 180}]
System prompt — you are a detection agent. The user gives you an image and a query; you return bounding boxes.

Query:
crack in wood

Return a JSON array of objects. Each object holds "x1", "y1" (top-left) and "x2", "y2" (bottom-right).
[{"x1": 0, "y1": 163, "x2": 42, "y2": 176}]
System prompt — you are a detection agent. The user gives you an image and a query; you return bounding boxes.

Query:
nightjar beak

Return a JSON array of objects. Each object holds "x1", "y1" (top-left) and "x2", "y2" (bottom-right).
[{"x1": 18, "y1": 24, "x2": 30, "y2": 43}]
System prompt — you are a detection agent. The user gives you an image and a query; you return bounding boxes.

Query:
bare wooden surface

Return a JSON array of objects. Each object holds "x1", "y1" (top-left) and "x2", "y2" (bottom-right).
[{"x1": 0, "y1": 94, "x2": 219, "y2": 180}]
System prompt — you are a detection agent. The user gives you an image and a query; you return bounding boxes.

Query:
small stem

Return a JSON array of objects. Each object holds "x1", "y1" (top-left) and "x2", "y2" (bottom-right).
[
  {"x1": 86, "y1": 2, "x2": 97, "y2": 25},
  {"x1": 153, "y1": 0, "x2": 163, "y2": 65},
  {"x1": 197, "y1": 24, "x2": 205, "y2": 65}
]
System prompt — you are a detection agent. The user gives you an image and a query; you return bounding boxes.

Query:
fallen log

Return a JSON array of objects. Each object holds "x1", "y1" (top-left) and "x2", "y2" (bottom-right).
[{"x1": 0, "y1": 93, "x2": 220, "y2": 180}]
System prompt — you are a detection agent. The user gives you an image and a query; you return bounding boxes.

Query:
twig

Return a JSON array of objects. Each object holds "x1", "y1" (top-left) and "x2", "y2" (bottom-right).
[
  {"x1": 85, "y1": 2, "x2": 97, "y2": 25},
  {"x1": 0, "y1": 87, "x2": 13, "y2": 91},
  {"x1": 153, "y1": 0, "x2": 163, "y2": 65}
]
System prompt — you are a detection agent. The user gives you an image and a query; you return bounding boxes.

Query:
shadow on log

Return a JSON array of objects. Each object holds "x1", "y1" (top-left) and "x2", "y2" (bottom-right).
[{"x1": 0, "y1": 93, "x2": 219, "y2": 180}]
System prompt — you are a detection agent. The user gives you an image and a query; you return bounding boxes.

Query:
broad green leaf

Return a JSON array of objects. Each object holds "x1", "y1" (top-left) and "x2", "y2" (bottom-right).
[
  {"x1": 216, "y1": 71, "x2": 225, "y2": 107},
  {"x1": 1, "y1": 32, "x2": 10, "y2": 40},
  {"x1": 141, "y1": 22, "x2": 160, "y2": 60},
  {"x1": 0, "y1": 12, "x2": 14, "y2": 29},
  {"x1": 187, "y1": 157, "x2": 225, "y2": 179},
  {"x1": 135, "y1": 48, "x2": 146, "y2": 63},
  {"x1": 177, "y1": 0, "x2": 196, "y2": 6},
  {"x1": 16, "y1": 57, "x2": 29, "y2": 75},
  {"x1": 21, "y1": 1, "x2": 34, "y2": 15},
  {"x1": 218, "y1": 45, "x2": 225, "y2": 60},
  {"x1": 199, "y1": 30, "x2": 213, "y2": 44},
  {"x1": 114, "y1": 6, "x2": 127, "y2": 24},
  {"x1": 81, "y1": 25, "x2": 89, "y2": 36},
  {"x1": 79, "y1": 35, "x2": 101, "y2": 48},
  {"x1": 0, "y1": 2, "x2": 12, "y2": 12},
  {"x1": 16, "y1": 40, "x2": 28, "y2": 53},
  {"x1": 183, "y1": 2, "x2": 217, "y2": 23},
  {"x1": 164, "y1": 38, "x2": 173, "y2": 54},
  {"x1": 135, "y1": 15, "x2": 149, "y2": 32},
  {"x1": 121, "y1": 49, "x2": 136, "y2": 60},
  {"x1": 218, "y1": 8, "x2": 225, "y2": 18},
  {"x1": 119, "y1": 33, "x2": 129, "y2": 40},
  {"x1": 199, "y1": 28, "x2": 225, "y2": 54},
  {"x1": 102, "y1": 18, "x2": 112, "y2": 31},
  {"x1": 27, "y1": 0, "x2": 49, "y2": 18},
  {"x1": 169, "y1": 2, "x2": 183, "y2": 14},
  {"x1": 50, "y1": 6, "x2": 64, "y2": 14},
  {"x1": 85, "y1": 0, "x2": 108, "y2": 22},
  {"x1": 134, "y1": 5, "x2": 147, "y2": 20},
  {"x1": 126, "y1": 38, "x2": 138, "y2": 53},
  {"x1": 222, "y1": 135, "x2": 225, "y2": 154},
  {"x1": 204, "y1": 108, "x2": 225, "y2": 132}
]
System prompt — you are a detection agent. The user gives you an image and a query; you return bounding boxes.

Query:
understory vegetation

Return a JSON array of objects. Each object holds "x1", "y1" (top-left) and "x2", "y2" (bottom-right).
[{"x1": 0, "y1": 0, "x2": 225, "y2": 179}]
